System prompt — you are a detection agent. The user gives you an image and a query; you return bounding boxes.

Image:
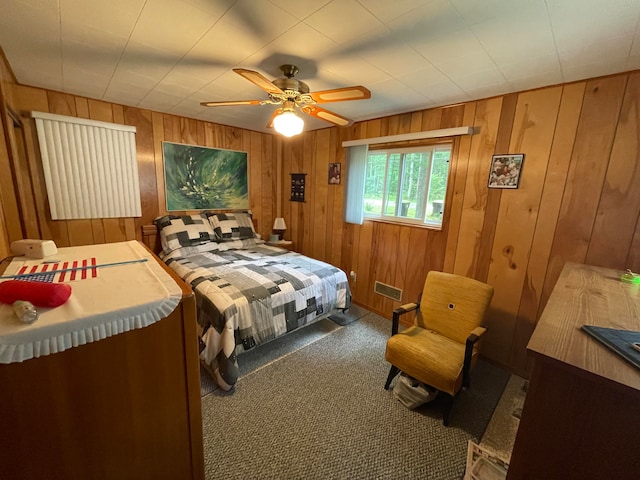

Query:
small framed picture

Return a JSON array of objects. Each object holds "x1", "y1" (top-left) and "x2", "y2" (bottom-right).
[
  {"x1": 488, "y1": 154, "x2": 525, "y2": 189},
  {"x1": 328, "y1": 163, "x2": 341, "y2": 185},
  {"x1": 290, "y1": 173, "x2": 306, "y2": 202}
]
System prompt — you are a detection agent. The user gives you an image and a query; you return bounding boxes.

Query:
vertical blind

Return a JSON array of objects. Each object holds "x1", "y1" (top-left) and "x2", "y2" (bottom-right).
[
  {"x1": 344, "y1": 144, "x2": 368, "y2": 225},
  {"x1": 32, "y1": 111, "x2": 141, "y2": 220}
]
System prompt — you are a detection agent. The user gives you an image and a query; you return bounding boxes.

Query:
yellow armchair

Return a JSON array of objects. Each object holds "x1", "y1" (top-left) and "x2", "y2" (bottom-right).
[{"x1": 384, "y1": 271, "x2": 494, "y2": 426}]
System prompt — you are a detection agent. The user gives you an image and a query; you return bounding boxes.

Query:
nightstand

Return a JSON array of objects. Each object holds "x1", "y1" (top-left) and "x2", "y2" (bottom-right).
[{"x1": 266, "y1": 240, "x2": 295, "y2": 251}]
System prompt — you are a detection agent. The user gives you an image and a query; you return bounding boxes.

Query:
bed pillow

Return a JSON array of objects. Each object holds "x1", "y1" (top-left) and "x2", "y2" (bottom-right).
[
  {"x1": 154, "y1": 214, "x2": 216, "y2": 254},
  {"x1": 209, "y1": 212, "x2": 256, "y2": 241}
]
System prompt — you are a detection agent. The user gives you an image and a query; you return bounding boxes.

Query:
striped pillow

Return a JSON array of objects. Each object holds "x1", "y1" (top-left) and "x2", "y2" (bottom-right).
[
  {"x1": 154, "y1": 214, "x2": 216, "y2": 254},
  {"x1": 209, "y1": 212, "x2": 256, "y2": 241}
]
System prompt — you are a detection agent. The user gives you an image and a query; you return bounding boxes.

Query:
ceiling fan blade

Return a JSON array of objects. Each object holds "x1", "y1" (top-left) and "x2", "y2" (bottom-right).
[
  {"x1": 309, "y1": 86, "x2": 371, "y2": 103},
  {"x1": 301, "y1": 105, "x2": 352, "y2": 127},
  {"x1": 233, "y1": 68, "x2": 285, "y2": 95},
  {"x1": 200, "y1": 99, "x2": 263, "y2": 107}
]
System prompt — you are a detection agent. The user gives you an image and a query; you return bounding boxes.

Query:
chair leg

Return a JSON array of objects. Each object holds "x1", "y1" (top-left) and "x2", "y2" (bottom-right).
[
  {"x1": 384, "y1": 365, "x2": 400, "y2": 390},
  {"x1": 463, "y1": 371, "x2": 472, "y2": 389},
  {"x1": 442, "y1": 394, "x2": 454, "y2": 427}
]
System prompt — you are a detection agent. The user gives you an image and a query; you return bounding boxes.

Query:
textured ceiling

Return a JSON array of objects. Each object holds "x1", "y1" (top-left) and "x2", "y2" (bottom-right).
[{"x1": 2, "y1": 0, "x2": 640, "y2": 134}]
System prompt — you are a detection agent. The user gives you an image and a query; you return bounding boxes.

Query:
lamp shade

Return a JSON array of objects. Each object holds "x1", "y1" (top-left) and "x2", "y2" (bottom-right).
[
  {"x1": 273, "y1": 217, "x2": 287, "y2": 230},
  {"x1": 273, "y1": 111, "x2": 304, "y2": 137}
]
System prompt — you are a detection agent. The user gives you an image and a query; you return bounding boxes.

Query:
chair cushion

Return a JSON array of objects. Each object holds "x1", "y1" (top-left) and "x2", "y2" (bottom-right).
[
  {"x1": 418, "y1": 271, "x2": 494, "y2": 344},
  {"x1": 385, "y1": 326, "x2": 475, "y2": 396}
]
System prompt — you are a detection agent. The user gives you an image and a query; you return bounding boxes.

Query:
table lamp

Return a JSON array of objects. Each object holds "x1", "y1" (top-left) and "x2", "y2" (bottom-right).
[{"x1": 272, "y1": 217, "x2": 287, "y2": 241}]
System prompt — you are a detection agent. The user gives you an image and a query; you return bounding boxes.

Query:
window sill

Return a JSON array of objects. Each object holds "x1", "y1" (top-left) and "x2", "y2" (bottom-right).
[{"x1": 363, "y1": 217, "x2": 443, "y2": 231}]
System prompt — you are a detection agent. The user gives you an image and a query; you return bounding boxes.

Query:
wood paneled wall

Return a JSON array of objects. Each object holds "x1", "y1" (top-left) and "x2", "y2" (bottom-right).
[
  {"x1": 1, "y1": 41, "x2": 639, "y2": 375},
  {"x1": 282, "y1": 73, "x2": 640, "y2": 376},
  {"x1": 0, "y1": 82, "x2": 278, "y2": 254},
  {"x1": 0, "y1": 49, "x2": 18, "y2": 258}
]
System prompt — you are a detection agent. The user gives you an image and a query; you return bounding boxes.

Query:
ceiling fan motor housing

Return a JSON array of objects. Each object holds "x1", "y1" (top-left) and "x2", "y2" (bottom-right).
[{"x1": 272, "y1": 77, "x2": 310, "y2": 94}]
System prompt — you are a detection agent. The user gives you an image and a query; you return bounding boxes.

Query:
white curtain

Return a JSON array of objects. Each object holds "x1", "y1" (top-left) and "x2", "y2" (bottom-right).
[
  {"x1": 32, "y1": 111, "x2": 141, "y2": 220},
  {"x1": 344, "y1": 144, "x2": 368, "y2": 225}
]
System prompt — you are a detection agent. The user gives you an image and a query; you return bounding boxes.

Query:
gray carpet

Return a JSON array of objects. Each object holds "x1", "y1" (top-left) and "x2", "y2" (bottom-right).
[
  {"x1": 200, "y1": 306, "x2": 369, "y2": 397},
  {"x1": 479, "y1": 375, "x2": 528, "y2": 464},
  {"x1": 199, "y1": 311, "x2": 510, "y2": 479}
]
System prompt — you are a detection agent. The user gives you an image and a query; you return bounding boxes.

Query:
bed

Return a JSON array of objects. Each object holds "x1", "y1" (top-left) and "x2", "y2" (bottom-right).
[{"x1": 152, "y1": 212, "x2": 351, "y2": 391}]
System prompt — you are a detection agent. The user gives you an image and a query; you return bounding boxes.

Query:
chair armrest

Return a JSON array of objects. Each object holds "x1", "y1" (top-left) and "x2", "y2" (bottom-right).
[
  {"x1": 468, "y1": 326, "x2": 487, "y2": 343},
  {"x1": 391, "y1": 302, "x2": 419, "y2": 336},
  {"x1": 462, "y1": 327, "x2": 487, "y2": 388}
]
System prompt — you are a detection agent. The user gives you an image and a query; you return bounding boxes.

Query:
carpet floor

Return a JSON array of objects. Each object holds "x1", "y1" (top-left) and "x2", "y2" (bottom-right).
[
  {"x1": 479, "y1": 374, "x2": 528, "y2": 464},
  {"x1": 199, "y1": 311, "x2": 510, "y2": 479}
]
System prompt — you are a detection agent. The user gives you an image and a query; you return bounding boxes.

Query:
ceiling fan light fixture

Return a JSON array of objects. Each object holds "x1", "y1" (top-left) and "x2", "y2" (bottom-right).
[
  {"x1": 202, "y1": 65, "x2": 370, "y2": 133},
  {"x1": 273, "y1": 109, "x2": 304, "y2": 137}
]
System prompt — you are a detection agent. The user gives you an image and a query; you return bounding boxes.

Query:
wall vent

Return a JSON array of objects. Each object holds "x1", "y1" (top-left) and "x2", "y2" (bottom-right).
[{"x1": 374, "y1": 281, "x2": 403, "y2": 302}]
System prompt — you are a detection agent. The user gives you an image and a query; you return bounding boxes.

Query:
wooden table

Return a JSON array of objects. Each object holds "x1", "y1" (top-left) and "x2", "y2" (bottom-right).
[
  {"x1": 266, "y1": 240, "x2": 295, "y2": 251},
  {"x1": 507, "y1": 262, "x2": 640, "y2": 479},
  {"x1": 0, "y1": 242, "x2": 204, "y2": 480}
]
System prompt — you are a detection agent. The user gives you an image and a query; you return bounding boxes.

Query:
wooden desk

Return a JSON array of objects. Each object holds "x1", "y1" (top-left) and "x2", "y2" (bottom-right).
[
  {"x1": 507, "y1": 262, "x2": 640, "y2": 479},
  {"x1": 0, "y1": 242, "x2": 204, "y2": 480}
]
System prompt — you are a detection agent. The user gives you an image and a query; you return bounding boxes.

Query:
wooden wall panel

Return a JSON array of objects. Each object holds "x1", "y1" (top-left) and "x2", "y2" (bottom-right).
[
  {"x1": 354, "y1": 220, "x2": 374, "y2": 305},
  {"x1": 400, "y1": 227, "x2": 431, "y2": 305},
  {"x1": 124, "y1": 106, "x2": 156, "y2": 242},
  {"x1": 313, "y1": 130, "x2": 329, "y2": 261},
  {"x1": 475, "y1": 93, "x2": 517, "y2": 283},
  {"x1": 329, "y1": 128, "x2": 345, "y2": 268},
  {"x1": 443, "y1": 102, "x2": 477, "y2": 272},
  {"x1": 8, "y1": 117, "x2": 39, "y2": 239},
  {"x1": 392, "y1": 225, "x2": 411, "y2": 305},
  {"x1": 586, "y1": 72, "x2": 640, "y2": 269},
  {"x1": 453, "y1": 97, "x2": 503, "y2": 277},
  {"x1": 0, "y1": 111, "x2": 22, "y2": 243},
  {"x1": 628, "y1": 222, "x2": 640, "y2": 273},
  {"x1": 510, "y1": 82, "x2": 585, "y2": 372},
  {"x1": 299, "y1": 134, "x2": 314, "y2": 254},
  {"x1": 12, "y1": 86, "x2": 51, "y2": 242},
  {"x1": 0, "y1": 114, "x2": 16, "y2": 253},
  {"x1": 370, "y1": 223, "x2": 401, "y2": 315},
  {"x1": 152, "y1": 112, "x2": 168, "y2": 217},
  {"x1": 483, "y1": 87, "x2": 563, "y2": 366},
  {"x1": 541, "y1": 76, "x2": 627, "y2": 311},
  {"x1": 0, "y1": 38, "x2": 18, "y2": 256}
]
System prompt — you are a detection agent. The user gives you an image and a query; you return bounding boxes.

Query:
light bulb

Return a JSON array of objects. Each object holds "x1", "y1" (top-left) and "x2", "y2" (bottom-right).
[{"x1": 273, "y1": 110, "x2": 304, "y2": 137}]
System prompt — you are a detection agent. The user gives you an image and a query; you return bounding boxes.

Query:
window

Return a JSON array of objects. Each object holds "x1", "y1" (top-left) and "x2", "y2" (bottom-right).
[{"x1": 363, "y1": 143, "x2": 451, "y2": 227}]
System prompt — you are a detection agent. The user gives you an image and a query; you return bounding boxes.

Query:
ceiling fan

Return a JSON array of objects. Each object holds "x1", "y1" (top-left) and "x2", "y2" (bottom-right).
[{"x1": 200, "y1": 64, "x2": 371, "y2": 136}]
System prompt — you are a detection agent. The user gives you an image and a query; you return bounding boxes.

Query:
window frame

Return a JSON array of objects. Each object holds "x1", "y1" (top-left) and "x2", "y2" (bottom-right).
[{"x1": 363, "y1": 141, "x2": 453, "y2": 229}]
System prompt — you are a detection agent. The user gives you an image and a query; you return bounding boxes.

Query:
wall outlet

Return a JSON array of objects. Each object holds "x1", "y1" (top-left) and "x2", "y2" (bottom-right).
[{"x1": 349, "y1": 271, "x2": 357, "y2": 281}]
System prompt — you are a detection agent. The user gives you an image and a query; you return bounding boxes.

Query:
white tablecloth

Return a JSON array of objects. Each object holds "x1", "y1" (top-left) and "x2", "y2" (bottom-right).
[{"x1": 0, "y1": 241, "x2": 182, "y2": 363}]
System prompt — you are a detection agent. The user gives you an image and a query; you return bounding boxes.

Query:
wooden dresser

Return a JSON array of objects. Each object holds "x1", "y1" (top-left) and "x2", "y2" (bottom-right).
[
  {"x1": 507, "y1": 262, "x2": 640, "y2": 479},
  {"x1": 0, "y1": 242, "x2": 204, "y2": 480}
]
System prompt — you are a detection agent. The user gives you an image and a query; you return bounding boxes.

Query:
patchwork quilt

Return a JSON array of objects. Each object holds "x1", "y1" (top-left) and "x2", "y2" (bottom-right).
[{"x1": 161, "y1": 239, "x2": 351, "y2": 390}]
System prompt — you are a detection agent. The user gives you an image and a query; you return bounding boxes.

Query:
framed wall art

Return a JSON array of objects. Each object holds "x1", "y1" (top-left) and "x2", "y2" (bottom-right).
[
  {"x1": 290, "y1": 173, "x2": 306, "y2": 202},
  {"x1": 328, "y1": 163, "x2": 341, "y2": 184},
  {"x1": 162, "y1": 141, "x2": 249, "y2": 211},
  {"x1": 488, "y1": 154, "x2": 525, "y2": 189}
]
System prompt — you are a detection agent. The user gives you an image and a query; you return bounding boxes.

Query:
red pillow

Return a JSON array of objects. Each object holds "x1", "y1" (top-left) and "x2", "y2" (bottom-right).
[{"x1": 0, "y1": 280, "x2": 72, "y2": 307}]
